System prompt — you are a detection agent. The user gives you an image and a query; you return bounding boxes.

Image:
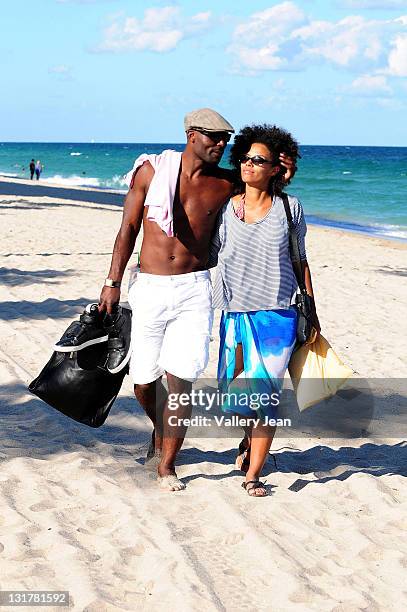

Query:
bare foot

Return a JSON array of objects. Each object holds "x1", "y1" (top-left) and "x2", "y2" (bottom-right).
[
  {"x1": 157, "y1": 474, "x2": 185, "y2": 491},
  {"x1": 144, "y1": 441, "x2": 162, "y2": 470}
]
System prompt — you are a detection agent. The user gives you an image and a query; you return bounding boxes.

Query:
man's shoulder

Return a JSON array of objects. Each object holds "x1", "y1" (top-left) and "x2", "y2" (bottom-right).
[
  {"x1": 129, "y1": 159, "x2": 155, "y2": 191},
  {"x1": 208, "y1": 166, "x2": 236, "y2": 185},
  {"x1": 214, "y1": 166, "x2": 235, "y2": 181}
]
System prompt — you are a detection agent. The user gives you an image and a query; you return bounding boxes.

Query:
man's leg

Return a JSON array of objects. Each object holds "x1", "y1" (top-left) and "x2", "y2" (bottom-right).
[
  {"x1": 134, "y1": 378, "x2": 167, "y2": 454},
  {"x1": 157, "y1": 373, "x2": 192, "y2": 491},
  {"x1": 127, "y1": 275, "x2": 168, "y2": 461},
  {"x1": 155, "y1": 271, "x2": 213, "y2": 491}
]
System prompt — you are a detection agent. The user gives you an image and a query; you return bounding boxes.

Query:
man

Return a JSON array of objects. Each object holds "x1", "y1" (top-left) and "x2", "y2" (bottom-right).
[
  {"x1": 99, "y1": 109, "x2": 295, "y2": 492},
  {"x1": 29, "y1": 159, "x2": 35, "y2": 180},
  {"x1": 99, "y1": 109, "x2": 236, "y2": 491}
]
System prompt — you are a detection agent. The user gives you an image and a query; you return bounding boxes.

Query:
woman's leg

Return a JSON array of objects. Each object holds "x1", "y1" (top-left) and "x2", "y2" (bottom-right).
[
  {"x1": 232, "y1": 343, "x2": 254, "y2": 470},
  {"x1": 244, "y1": 423, "x2": 276, "y2": 496}
]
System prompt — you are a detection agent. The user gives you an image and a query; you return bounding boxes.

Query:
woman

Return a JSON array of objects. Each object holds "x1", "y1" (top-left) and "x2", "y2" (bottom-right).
[
  {"x1": 35, "y1": 160, "x2": 42, "y2": 180},
  {"x1": 211, "y1": 124, "x2": 320, "y2": 497}
]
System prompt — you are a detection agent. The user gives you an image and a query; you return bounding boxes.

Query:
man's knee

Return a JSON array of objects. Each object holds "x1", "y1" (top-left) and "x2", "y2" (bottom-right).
[
  {"x1": 134, "y1": 381, "x2": 156, "y2": 402},
  {"x1": 166, "y1": 372, "x2": 192, "y2": 394}
]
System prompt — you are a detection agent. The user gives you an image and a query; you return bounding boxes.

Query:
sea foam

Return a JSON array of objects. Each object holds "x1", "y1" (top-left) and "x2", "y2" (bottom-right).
[{"x1": 43, "y1": 174, "x2": 101, "y2": 188}]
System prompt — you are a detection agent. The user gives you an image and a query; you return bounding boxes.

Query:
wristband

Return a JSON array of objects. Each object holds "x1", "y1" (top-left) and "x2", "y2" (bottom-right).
[{"x1": 104, "y1": 278, "x2": 121, "y2": 288}]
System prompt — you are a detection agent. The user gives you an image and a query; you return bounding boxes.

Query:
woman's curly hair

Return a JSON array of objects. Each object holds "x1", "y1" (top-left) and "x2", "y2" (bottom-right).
[{"x1": 229, "y1": 124, "x2": 300, "y2": 195}]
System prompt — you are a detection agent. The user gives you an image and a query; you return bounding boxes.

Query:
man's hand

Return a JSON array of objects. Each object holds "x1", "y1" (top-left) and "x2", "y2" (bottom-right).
[
  {"x1": 279, "y1": 153, "x2": 297, "y2": 184},
  {"x1": 99, "y1": 286, "x2": 121, "y2": 315}
]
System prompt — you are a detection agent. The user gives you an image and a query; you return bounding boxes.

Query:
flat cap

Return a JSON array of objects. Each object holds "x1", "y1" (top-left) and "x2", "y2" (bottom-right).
[{"x1": 184, "y1": 108, "x2": 234, "y2": 133}]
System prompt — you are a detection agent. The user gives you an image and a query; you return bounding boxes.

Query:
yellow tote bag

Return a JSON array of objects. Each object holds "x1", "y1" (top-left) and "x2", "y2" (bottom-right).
[{"x1": 288, "y1": 335, "x2": 353, "y2": 411}]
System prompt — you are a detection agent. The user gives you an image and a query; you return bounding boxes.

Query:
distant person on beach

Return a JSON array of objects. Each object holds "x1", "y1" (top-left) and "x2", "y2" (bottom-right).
[
  {"x1": 209, "y1": 124, "x2": 320, "y2": 497},
  {"x1": 29, "y1": 159, "x2": 35, "y2": 180},
  {"x1": 35, "y1": 160, "x2": 42, "y2": 180},
  {"x1": 99, "y1": 109, "x2": 296, "y2": 492}
]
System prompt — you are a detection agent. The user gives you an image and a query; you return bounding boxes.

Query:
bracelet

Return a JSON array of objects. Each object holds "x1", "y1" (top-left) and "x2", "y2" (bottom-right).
[{"x1": 104, "y1": 278, "x2": 121, "y2": 288}]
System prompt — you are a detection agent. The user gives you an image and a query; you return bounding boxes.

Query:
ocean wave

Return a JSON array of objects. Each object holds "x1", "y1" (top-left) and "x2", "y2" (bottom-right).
[
  {"x1": 0, "y1": 171, "x2": 20, "y2": 178},
  {"x1": 43, "y1": 174, "x2": 101, "y2": 188},
  {"x1": 307, "y1": 214, "x2": 407, "y2": 241},
  {"x1": 70, "y1": 152, "x2": 82, "y2": 156},
  {"x1": 104, "y1": 174, "x2": 128, "y2": 190},
  {"x1": 370, "y1": 223, "x2": 407, "y2": 241}
]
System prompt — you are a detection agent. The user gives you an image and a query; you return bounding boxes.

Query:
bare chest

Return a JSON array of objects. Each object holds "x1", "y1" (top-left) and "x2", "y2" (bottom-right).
[{"x1": 178, "y1": 176, "x2": 230, "y2": 220}]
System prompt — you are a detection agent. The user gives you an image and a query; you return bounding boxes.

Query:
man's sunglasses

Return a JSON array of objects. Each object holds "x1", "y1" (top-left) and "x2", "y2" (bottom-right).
[
  {"x1": 194, "y1": 129, "x2": 232, "y2": 143},
  {"x1": 240, "y1": 154, "x2": 275, "y2": 166}
]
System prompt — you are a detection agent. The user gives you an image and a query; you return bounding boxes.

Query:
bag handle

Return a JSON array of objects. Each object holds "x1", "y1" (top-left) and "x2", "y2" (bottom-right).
[{"x1": 281, "y1": 192, "x2": 307, "y2": 294}]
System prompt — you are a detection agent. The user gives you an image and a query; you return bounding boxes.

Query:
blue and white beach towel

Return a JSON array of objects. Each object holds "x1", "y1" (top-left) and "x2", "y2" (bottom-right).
[{"x1": 217, "y1": 309, "x2": 297, "y2": 420}]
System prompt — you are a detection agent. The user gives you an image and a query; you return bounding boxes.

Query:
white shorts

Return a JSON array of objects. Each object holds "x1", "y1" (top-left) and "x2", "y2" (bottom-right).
[{"x1": 128, "y1": 270, "x2": 214, "y2": 384}]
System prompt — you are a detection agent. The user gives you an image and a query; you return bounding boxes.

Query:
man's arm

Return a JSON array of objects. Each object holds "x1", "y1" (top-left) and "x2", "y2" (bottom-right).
[{"x1": 99, "y1": 162, "x2": 153, "y2": 314}]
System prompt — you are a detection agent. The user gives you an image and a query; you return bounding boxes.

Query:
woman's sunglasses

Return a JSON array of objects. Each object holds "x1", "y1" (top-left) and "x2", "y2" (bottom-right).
[{"x1": 239, "y1": 154, "x2": 275, "y2": 166}]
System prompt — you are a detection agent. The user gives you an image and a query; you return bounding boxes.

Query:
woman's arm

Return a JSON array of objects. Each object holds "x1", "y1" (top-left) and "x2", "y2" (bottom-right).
[{"x1": 303, "y1": 261, "x2": 321, "y2": 334}]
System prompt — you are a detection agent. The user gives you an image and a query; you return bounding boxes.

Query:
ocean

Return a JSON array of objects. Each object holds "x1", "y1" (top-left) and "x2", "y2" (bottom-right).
[{"x1": 1, "y1": 142, "x2": 406, "y2": 240}]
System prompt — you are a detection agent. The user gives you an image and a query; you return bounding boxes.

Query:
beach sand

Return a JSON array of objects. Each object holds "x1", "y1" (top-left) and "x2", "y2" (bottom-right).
[{"x1": 0, "y1": 183, "x2": 406, "y2": 611}]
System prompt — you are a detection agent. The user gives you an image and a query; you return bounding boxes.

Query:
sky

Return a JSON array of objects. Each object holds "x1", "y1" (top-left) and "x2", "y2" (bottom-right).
[{"x1": 2, "y1": 0, "x2": 407, "y2": 145}]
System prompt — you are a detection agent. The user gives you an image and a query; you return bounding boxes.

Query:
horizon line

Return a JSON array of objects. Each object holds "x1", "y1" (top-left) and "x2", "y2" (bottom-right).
[{"x1": 1, "y1": 141, "x2": 406, "y2": 148}]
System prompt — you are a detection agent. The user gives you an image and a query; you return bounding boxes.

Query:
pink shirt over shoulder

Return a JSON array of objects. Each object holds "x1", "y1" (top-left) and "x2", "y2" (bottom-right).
[{"x1": 124, "y1": 149, "x2": 182, "y2": 237}]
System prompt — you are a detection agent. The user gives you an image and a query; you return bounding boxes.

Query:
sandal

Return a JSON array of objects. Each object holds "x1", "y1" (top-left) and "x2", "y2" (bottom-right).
[
  {"x1": 241, "y1": 480, "x2": 268, "y2": 497},
  {"x1": 235, "y1": 437, "x2": 251, "y2": 473}
]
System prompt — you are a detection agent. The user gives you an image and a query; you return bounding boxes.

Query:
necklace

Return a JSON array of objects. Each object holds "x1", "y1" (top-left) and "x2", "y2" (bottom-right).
[{"x1": 234, "y1": 194, "x2": 245, "y2": 220}]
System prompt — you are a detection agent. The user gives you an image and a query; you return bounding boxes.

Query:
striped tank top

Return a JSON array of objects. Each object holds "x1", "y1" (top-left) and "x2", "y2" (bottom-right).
[{"x1": 209, "y1": 194, "x2": 307, "y2": 312}]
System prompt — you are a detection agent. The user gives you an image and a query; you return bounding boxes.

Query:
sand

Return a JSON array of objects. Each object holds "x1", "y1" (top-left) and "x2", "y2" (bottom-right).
[{"x1": 0, "y1": 183, "x2": 406, "y2": 611}]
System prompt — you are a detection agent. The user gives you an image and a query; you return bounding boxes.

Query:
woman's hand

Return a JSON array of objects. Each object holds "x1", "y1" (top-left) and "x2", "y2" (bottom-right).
[
  {"x1": 306, "y1": 311, "x2": 321, "y2": 345},
  {"x1": 99, "y1": 286, "x2": 121, "y2": 315},
  {"x1": 279, "y1": 153, "x2": 297, "y2": 184}
]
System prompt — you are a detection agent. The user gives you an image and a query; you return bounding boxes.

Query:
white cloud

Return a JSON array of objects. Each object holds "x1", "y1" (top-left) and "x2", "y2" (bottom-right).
[
  {"x1": 340, "y1": 1, "x2": 407, "y2": 9},
  {"x1": 296, "y1": 15, "x2": 391, "y2": 68},
  {"x1": 189, "y1": 12, "x2": 211, "y2": 27},
  {"x1": 229, "y1": 2, "x2": 407, "y2": 76},
  {"x1": 48, "y1": 65, "x2": 72, "y2": 79},
  {"x1": 234, "y1": 2, "x2": 306, "y2": 41},
  {"x1": 350, "y1": 73, "x2": 392, "y2": 93},
  {"x1": 57, "y1": 0, "x2": 118, "y2": 4},
  {"x1": 97, "y1": 6, "x2": 211, "y2": 53},
  {"x1": 387, "y1": 34, "x2": 407, "y2": 75},
  {"x1": 376, "y1": 97, "x2": 405, "y2": 109}
]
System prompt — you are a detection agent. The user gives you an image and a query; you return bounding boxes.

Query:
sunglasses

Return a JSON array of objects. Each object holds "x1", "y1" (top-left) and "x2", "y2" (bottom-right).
[
  {"x1": 240, "y1": 154, "x2": 274, "y2": 166},
  {"x1": 194, "y1": 129, "x2": 231, "y2": 143}
]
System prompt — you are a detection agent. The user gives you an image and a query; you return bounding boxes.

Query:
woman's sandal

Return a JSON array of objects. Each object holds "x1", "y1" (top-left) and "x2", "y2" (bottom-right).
[
  {"x1": 241, "y1": 480, "x2": 268, "y2": 497},
  {"x1": 235, "y1": 437, "x2": 251, "y2": 473}
]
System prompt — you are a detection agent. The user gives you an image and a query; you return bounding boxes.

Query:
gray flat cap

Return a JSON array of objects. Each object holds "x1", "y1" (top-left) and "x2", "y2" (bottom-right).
[{"x1": 184, "y1": 108, "x2": 234, "y2": 133}]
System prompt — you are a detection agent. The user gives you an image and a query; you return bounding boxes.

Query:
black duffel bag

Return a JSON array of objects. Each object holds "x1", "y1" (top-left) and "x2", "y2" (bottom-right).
[{"x1": 28, "y1": 342, "x2": 127, "y2": 428}]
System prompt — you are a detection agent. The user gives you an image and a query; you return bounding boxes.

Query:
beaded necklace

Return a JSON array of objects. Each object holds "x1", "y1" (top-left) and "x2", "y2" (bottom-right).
[{"x1": 234, "y1": 194, "x2": 245, "y2": 220}]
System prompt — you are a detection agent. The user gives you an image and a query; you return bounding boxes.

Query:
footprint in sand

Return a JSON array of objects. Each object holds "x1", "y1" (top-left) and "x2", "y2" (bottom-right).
[
  {"x1": 29, "y1": 501, "x2": 55, "y2": 512},
  {"x1": 86, "y1": 516, "x2": 114, "y2": 530},
  {"x1": 120, "y1": 543, "x2": 146, "y2": 558},
  {"x1": 219, "y1": 532, "x2": 245, "y2": 546}
]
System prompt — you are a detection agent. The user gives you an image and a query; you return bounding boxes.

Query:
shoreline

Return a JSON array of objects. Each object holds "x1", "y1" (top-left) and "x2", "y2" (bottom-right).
[
  {"x1": 1, "y1": 175, "x2": 406, "y2": 244},
  {"x1": 0, "y1": 176, "x2": 124, "y2": 207}
]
